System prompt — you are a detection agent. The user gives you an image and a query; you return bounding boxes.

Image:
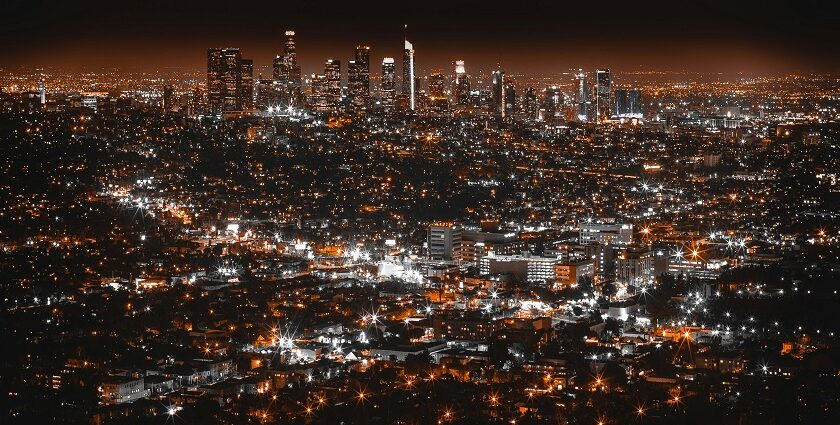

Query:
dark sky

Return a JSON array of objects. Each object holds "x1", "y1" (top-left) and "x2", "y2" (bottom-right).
[{"x1": 3, "y1": 0, "x2": 839, "y2": 75}]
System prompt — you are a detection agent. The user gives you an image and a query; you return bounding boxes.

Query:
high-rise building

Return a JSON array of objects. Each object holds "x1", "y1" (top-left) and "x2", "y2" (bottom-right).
[
  {"x1": 309, "y1": 74, "x2": 330, "y2": 112},
  {"x1": 324, "y1": 59, "x2": 341, "y2": 110},
  {"x1": 504, "y1": 80, "x2": 516, "y2": 117},
  {"x1": 402, "y1": 39, "x2": 415, "y2": 110},
  {"x1": 428, "y1": 71, "x2": 447, "y2": 112},
  {"x1": 37, "y1": 81, "x2": 45, "y2": 104},
  {"x1": 348, "y1": 45, "x2": 371, "y2": 111},
  {"x1": 628, "y1": 88, "x2": 642, "y2": 118},
  {"x1": 381, "y1": 57, "x2": 396, "y2": 112},
  {"x1": 523, "y1": 87, "x2": 538, "y2": 120},
  {"x1": 613, "y1": 88, "x2": 643, "y2": 118},
  {"x1": 453, "y1": 60, "x2": 470, "y2": 106},
  {"x1": 255, "y1": 77, "x2": 274, "y2": 110},
  {"x1": 596, "y1": 69, "x2": 611, "y2": 122},
  {"x1": 272, "y1": 31, "x2": 302, "y2": 105},
  {"x1": 207, "y1": 48, "x2": 252, "y2": 114},
  {"x1": 490, "y1": 66, "x2": 505, "y2": 118},
  {"x1": 543, "y1": 86, "x2": 564, "y2": 121},
  {"x1": 162, "y1": 85, "x2": 174, "y2": 111},
  {"x1": 575, "y1": 70, "x2": 591, "y2": 122},
  {"x1": 240, "y1": 59, "x2": 254, "y2": 110}
]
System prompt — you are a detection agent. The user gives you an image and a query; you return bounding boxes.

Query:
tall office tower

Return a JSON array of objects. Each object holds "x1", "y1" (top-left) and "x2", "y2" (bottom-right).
[
  {"x1": 37, "y1": 81, "x2": 45, "y2": 104},
  {"x1": 381, "y1": 57, "x2": 396, "y2": 112},
  {"x1": 309, "y1": 74, "x2": 331, "y2": 112},
  {"x1": 613, "y1": 88, "x2": 643, "y2": 118},
  {"x1": 324, "y1": 59, "x2": 341, "y2": 110},
  {"x1": 596, "y1": 69, "x2": 611, "y2": 122},
  {"x1": 523, "y1": 87, "x2": 538, "y2": 120},
  {"x1": 240, "y1": 59, "x2": 254, "y2": 110},
  {"x1": 272, "y1": 30, "x2": 302, "y2": 104},
  {"x1": 428, "y1": 71, "x2": 447, "y2": 112},
  {"x1": 613, "y1": 89, "x2": 626, "y2": 117},
  {"x1": 207, "y1": 48, "x2": 251, "y2": 114},
  {"x1": 543, "y1": 86, "x2": 564, "y2": 121},
  {"x1": 628, "y1": 88, "x2": 642, "y2": 118},
  {"x1": 162, "y1": 85, "x2": 174, "y2": 111},
  {"x1": 453, "y1": 60, "x2": 470, "y2": 105},
  {"x1": 348, "y1": 45, "x2": 371, "y2": 111},
  {"x1": 402, "y1": 39, "x2": 416, "y2": 110},
  {"x1": 503, "y1": 80, "x2": 516, "y2": 117},
  {"x1": 490, "y1": 66, "x2": 505, "y2": 118},
  {"x1": 428, "y1": 71, "x2": 446, "y2": 98},
  {"x1": 255, "y1": 78, "x2": 274, "y2": 109},
  {"x1": 575, "y1": 70, "x2": 591, "y2": 122}
]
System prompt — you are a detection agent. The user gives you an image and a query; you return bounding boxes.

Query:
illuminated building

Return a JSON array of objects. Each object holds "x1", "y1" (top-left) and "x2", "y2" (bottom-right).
[
  {"x1": 380, "y1": 57, "x2": 396, "y2": 112},
  {"x1": 554, "y1": 259, "x2": 595, "y2": 287},
  {"x1": 616, "y1": 246, "x2": 653, "y2": 286},
  {"x1": 543, "y1": 86, "x2": 564, "y2": 122},
  {"x1": 324, "y1": 59, "x2": 341, "y2": 110},
  {"x1": 504, "y1": 79, "x2": 516, "y2": 117},
  {"x1": 490, "y1": 66, "x2": 505, "y2": 118},
  {"x1": 427, "y1": 223, "x2": 462, "y2": 262},
  {"x1": 348, "y1": 45, "x2": 370, "y2": 111},
  {"x1": 273, "y1": 30, "x2": 302, "y2": 104},
  {"x1": 453, "y1": 60, "x2": 470, "y2": 105},
  {"x1": 614, "y1": 88, "x2": 643, "y2": 118},
  {"x1": 308, "y1": 74, "x2": 330, "y2": 112},
  {"x1": 522, "y1": 87, "x2": 538, "y2": 120},
  {"x1": 402, "y1": 39, "x2": 415, "y2": 110},
  {"x1": 575, "y1": 69, "x2": 591, "y2": 122},
  {"x1": 162, "y1": 84, "x2": 174, "y2": 111},
  {"x1": 255, "y1": 77, "x2": 274, "y2": 109},
  {"x1": 37, "y1": 80, "x2": 45, "y2": 104},
  {"x1": 433, "y1": 312, "x2": 505, "y2": 341},
  {"x1": 240, "y1": 59, "x2": 254, "y2": 110},
  {"x1": 579, "y1": 222, "x2": 633, "y2": 246},
  {"x1": 428, "y1": 71, "x2": 447, "y2": 112},
  {"x1": 479, "y1": 253, "x2": 557, "y2": 283},
  {"x1": 459, "y1": 231, "x2": 526, "y2": 263},
  {"x1": 206, "y1": 48, "x2": 253, "y2": 114},
  {"x1": 596, "y1": 69, "x2": 611, "y2": 122}
]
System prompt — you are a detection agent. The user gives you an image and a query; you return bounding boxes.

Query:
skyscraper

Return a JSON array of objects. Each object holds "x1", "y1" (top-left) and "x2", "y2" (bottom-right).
[
  {"x1": 491, "y1": 66, "x2": 505, "y2": 118},
  {"x1": 348, "y1": 45, "x2": 371, "y2": 111},
  {"x1": 309, "y1": 73, "x2": 330, "y2": 112},
  {"x1": 523, "y1": 87, "x2": 538, "y2": 120},
  {"x1": 402, "y1": 39, "x2": 415, "y2": 110},
  {"x1": 240, "y1": 59, "x2": 254, "y2": 110},
  {"x1": 613, "y1": 88, "x2": 642, "y2": 118},
  {"x1": 596, "y1": 69, "x2": 611, "y2": 122},
  {"x1": 273, "y1": 31, "x2": 302, "y2": 105},
  {"x1": 381, "y1": 57, "x2": 396, "y2": 112},
  {"x1": 162, "y1": 84, "x2": 174, "y2": 111},
  {"x1": 428, "y1": 71, "x2": 447, "y2": 112},
  {"x1": 575, "y1": 70, "x2": 591, "y2": 122},
  {"x1": 207, "y1": 48, "x2": 252, "y2": 114},
  {"x1": 504, "y1": 80, "x2": 516, "y2": 117},
  {"x1": 543, "y1": 86, "x2": 563, "y2": 121},
  {"x1": 628, "y1": 88, "x2": 642, "y2": 118},
  {"x1": 37, "y1": 81, "x2": 45, "y2": 105},
  {"x1": 324, "y1": 59, "x2": 341, "y2": 110},
  {"x1": 453, "y1": 60, "x2": 470, "y2": 106}
]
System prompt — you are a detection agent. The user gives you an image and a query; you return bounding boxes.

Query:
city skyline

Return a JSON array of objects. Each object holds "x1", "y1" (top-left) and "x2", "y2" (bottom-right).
[{"x1": 3, "y1": 0, "x2": 839, "y2": 73}]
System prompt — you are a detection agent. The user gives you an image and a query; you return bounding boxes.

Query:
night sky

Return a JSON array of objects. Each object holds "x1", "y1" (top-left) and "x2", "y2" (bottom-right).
[{"x1": 3, "y1": 0, "x2": 839, "y2": 74}]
